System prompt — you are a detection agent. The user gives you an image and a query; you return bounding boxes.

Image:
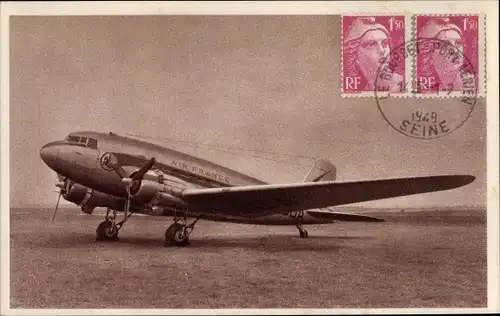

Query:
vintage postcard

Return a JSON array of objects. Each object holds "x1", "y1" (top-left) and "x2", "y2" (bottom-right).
[{"x1": 1, "y1": 1, "x2": 498, "y2": 316}]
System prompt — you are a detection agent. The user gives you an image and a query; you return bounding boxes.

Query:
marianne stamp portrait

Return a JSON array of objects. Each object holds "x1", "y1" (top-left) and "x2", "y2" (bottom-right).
[
  {"x1": 341, "y1": 15, "x2": 409, "y2": 97},
  {"x1": 415, "y1": 15, "x2": 485, "y2": 97}
]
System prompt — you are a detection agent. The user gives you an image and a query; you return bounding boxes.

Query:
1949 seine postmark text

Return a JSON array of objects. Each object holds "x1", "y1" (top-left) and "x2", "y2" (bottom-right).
[{"x1": 374, "y1": 16, "x2": 478, "y2": 139}]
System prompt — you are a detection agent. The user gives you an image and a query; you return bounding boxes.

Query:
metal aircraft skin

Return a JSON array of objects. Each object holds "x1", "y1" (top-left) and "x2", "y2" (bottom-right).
[{"x1": 40, "y1": 131, "x2": 475, "y2": 247}]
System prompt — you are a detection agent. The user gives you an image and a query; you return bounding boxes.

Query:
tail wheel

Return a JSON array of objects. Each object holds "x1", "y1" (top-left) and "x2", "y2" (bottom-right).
[
  {"x1": 96, "y1": 220, "x2": 119, "y2": 241},
  {"x1": 165, "y1": 223, "x2": 190, "y2": 247}
]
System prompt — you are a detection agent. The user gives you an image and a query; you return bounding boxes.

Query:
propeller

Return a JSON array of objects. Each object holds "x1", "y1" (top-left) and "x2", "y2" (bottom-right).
[
  {"x1": 107, "y1": 155, "x2": 157, "y2": 224},
  {"x1": 131, "y1": 157, "x2": 157, "y2": 181},
  {"x1": 52, "y1": 190, "x2": 62, "y2": 222},
  {"x1": 52, "y1": 175, "x2": 68, "y2": 222},
  {"x1": 108, "y1": 155, "x2": 157, "y2": 193},
  {"x1": 128, "y1": 157, "x2": 157, "y2": 194}
]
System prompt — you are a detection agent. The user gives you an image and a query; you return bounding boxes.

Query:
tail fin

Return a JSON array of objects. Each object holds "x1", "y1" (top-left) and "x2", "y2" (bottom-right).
[{"x1": 303, "y1": 159, "x2": 337, "y2": 182}]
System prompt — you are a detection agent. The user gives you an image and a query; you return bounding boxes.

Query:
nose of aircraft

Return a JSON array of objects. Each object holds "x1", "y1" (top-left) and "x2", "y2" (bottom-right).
[{"x1": 40, "y1": 142, "x2": 60, "y2": 169}]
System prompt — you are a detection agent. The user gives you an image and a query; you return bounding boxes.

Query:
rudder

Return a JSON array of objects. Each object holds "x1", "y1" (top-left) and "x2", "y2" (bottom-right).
[{"x1": 303, "y1": 159, "x2": 337, "y2": 182}]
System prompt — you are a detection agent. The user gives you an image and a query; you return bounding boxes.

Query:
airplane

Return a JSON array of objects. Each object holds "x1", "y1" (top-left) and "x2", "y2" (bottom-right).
[{"x1": 40, "y1": 131, "x2": 475, "y2": 247}]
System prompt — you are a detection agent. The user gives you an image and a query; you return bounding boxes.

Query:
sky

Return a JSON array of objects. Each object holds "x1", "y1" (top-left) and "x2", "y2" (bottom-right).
[{"x1": 9, "y1": 15, "x2": 486, "y2": 208}]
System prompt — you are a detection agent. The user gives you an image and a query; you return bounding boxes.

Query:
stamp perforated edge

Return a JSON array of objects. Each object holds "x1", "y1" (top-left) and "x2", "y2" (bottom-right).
[
  {"x1": 340, "y1": 13, "x2": 413, "y2": 99},
  {"x1": 410, "y1": 13, "x2": 487, "y2": 99}
]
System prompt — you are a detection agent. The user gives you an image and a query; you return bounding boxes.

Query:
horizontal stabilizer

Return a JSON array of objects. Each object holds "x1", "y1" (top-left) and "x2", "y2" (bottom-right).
[{"x1": 308, "y1": 209, "x2": 385, "y2": 222}]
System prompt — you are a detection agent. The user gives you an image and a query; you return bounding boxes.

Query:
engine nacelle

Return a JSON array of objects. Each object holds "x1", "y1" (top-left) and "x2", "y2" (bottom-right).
[
  {"x1": 81, "y1": 205, "x2": 95, "y2": 215},
  {"x1": 131, "y1": 179, "x2": 166, "y2": 203},
  {"x1": 62, "y1": 181, "x2": 125, "y2": 214},
  {"x1": 158, "y1": 192, "x2": 187, "y2": 207},
  {"x1": 63, "y1": 182, "x2": 87, "y2": 205},
  {"x1": 79, "y1": 189, "x2": 125, "y2": 213},
  {"x1": 130, "y1": 179, "x2": 188, "y2": 209}
]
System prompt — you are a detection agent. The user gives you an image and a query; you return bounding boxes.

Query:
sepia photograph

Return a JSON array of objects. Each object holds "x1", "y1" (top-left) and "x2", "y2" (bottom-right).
[{"x1": 1, "y1": 1, "x2": 498, "y2": 314}]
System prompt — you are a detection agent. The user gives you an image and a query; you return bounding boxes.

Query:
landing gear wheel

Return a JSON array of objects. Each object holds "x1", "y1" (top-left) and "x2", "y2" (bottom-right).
[
  {"x1": 164, "y1": 223, "x2": 190, "y2": 247},
  {"x1": 296, "y1": 224, "x2": 309, "y2": 238},
  {"x1": 96, "y1": 220, "x2": 119, "y2": 241},
  {"x1": 299, "y1": 229, "x2": 309, "y2": 238}
]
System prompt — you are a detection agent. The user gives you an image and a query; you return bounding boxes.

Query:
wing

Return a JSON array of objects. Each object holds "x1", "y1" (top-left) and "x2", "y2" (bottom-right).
[{"x1": 181, "y1": 175, "x2": 474, "y2": 218}]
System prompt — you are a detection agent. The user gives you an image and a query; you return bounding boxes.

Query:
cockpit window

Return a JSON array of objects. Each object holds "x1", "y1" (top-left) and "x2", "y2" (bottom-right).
[
  {"x1": 66, "y1": 135, "x2": 82, "y2": 143},
  {"x1": 65, "y1": 135, "x2": 98, "y2": 149},
  {"x1": 87, "y1": 138, "x2": 98, "y2": 149}
]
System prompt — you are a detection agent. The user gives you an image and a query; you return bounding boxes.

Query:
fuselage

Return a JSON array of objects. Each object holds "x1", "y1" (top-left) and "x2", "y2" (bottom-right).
[{"x1": 40, "y1": 131, "x2": 337, "y2": 225}]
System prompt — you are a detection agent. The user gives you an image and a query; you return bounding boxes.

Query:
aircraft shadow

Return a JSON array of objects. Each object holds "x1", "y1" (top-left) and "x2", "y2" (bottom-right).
[
  {"x1": 38, "y1": 234, "x2": 374, "y2": 252},
  {"x1": 34, "y1": 234, "x2": 163, "y2": 250},
  {"x1": 185, "y1": 235, "x2": 374, "y2": 252}
]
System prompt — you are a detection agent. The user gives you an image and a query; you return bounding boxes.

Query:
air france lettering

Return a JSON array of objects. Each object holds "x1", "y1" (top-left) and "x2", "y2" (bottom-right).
[{"x1": 171, "y1": 160, "x2": 230, "y2": 184}]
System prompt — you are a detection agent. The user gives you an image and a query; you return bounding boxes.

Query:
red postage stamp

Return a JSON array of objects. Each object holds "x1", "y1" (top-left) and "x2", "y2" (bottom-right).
[
  {"x1": 415, "y1": 14, "x2": 485, "y2": 98},
  {"x1": 341, "y1": 15, "x2": 410, "y2": 97}
]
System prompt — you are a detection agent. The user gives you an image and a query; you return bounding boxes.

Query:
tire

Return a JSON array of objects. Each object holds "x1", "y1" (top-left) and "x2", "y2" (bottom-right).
[
  {"x1": 299, "y1": 230, "x2": 309, "y2": 238},
  {"x1": 164, "y1": 223, "x2": 189, "y2": 247},
  {"x1": 96, "y1": 220, "x2": 119, "y2": 241}
]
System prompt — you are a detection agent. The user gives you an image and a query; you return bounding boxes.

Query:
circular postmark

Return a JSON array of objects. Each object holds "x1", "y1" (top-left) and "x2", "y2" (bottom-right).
[
  {"x1": 100, "y1": 152, "x2": 118, "y2": 171},
  {"x1": 375, "y1": 37, "x2": 477, "y2": 140}
]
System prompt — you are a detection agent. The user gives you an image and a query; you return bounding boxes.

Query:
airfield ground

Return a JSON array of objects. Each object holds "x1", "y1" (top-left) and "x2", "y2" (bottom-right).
[{"x1": 10, "y1": 207, "x2": 486, "y2": 308}]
